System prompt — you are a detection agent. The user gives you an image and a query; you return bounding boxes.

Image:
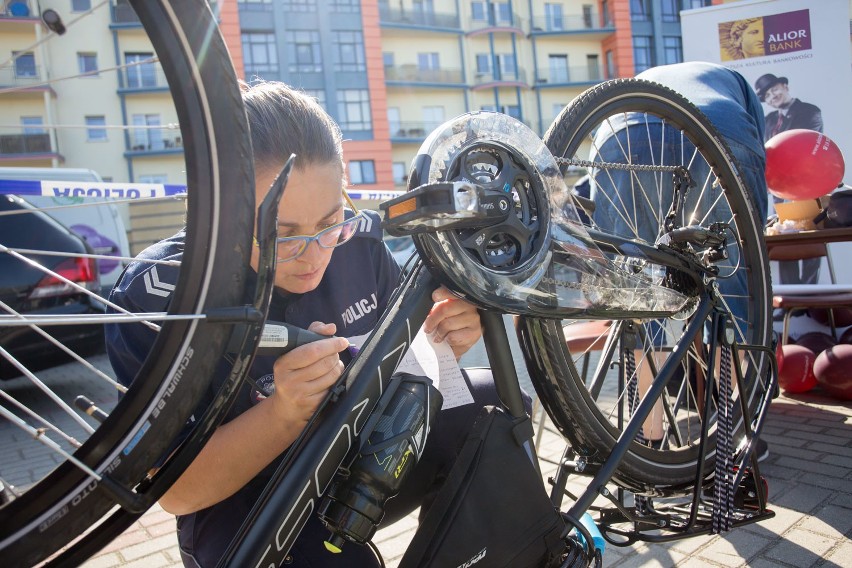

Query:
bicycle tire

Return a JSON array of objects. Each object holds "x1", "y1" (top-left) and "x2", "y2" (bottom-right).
[
  {"x1": 520, "y1": 79, "x2": 772, "y2": 489},
  {"x1": 0, "y1": 1, "x2": 254, "y2": 565}
]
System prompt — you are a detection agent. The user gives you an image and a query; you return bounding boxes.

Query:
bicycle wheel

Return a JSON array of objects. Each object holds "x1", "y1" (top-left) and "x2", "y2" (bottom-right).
[
  {"x1": 0, "y1": 1, "x2": 254, "y2": 565},
  {"x1": 519, "y1": 79, "x2": 772, "y2": 490}
]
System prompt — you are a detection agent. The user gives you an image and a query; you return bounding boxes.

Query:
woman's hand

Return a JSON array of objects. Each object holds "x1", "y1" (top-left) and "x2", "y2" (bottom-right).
[
  {"x1": 269, "y1": 322, "x2": 348, "y2": 426},
  {"x1": 424, "y1": 286, "x2": 482, "y2": 359}
]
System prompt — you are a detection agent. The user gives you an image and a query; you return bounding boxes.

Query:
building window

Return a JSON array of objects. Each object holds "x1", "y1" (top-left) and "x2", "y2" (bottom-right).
[
  {"x1": 282, "y1": 0, "x2": 316, "y2": 12},
  {"x1": 422, "y1": 106, "x2": 444, "y2": 131},
  {"x1": 475, "y1": 53, "x2": 491, "y2": 74},
  {"x1": 663, "y1": 36, "x2": 683, "y2": 65},
  {"x1": 661, "y1": 0, "x2": 679, "y2": 22},
  {"x1": 337, "y1": 90, "x2": 371, "y2": 131},
  {"x1": 21, "y1": 116, "x2": 45, "y2": 134},
  {"x1": 494, "y1": 2, "x2": 511, "y2": 24},
  {"x1": 132, "y1": 113, "x2": 163, "y2": 150},
  {"x1": 85, "y1": 116, "x2": 107, "y2": 141},
  {"x1": 331, "y1": 0, "x2": 360, "y2": 12},
  {"x1": 605, "y1": 49, "x2": 616, "y2": 79},
  {"x1": 417, "y1": 53, "x2": 439, "y2": 71},
  {"x1": 392, "y1": 162, "x2": 407, "y2": 185},
  {"x1": 333, "y1": 31, "x2": 365, "y2": 72},
  {"x1": 496, "y1": 53, "x2": 516, "y2": 78},
  {"x1": 13, "y1": 52, "x2": 36, "y2": 78},
  {"x1": 633, "y1": 36, "x2": 654, "y2": 73},
  {"x1": 545, "y1": 3, "x2": 563, "y2": 31},
  {"x1": 72, "y1": 0, "x2": 91, "y2": 11},
  {"x1": 602, "y1": 0, "x2": 611, "y2": 26},
  {"x1": 78, "y1": 53, "x2": 98, "y2": 77},
  {"x1": 630, "y1": 0, "x2": 651, "y2": 21},
  {"x1": 383, "y1": 52, "x2": 395, "y2": 67},
  {"x1": 587, "y1": 54, "x2": 600, "y2": 81},
  {"x1": 349, "y1": 160, "x2": 376, "y2": 184},
  {"x1": 286, "y1": 30, "x2": 322, "y2": 73},
  {"x1": 548, "y1": 54, "x2": 569, "y2": 83},
  {"x1": 552, "y1": 103, "x2": 566, "y2": 120},
  {"x1": 471, "y1": 1, "x2": 486, "y2": 21},
  {"x1": 125, "y1": 52, "x2": 156, "y2": 88},
  {"x1": 242, "y1": 32, "x2": 279, "y2": 78}
]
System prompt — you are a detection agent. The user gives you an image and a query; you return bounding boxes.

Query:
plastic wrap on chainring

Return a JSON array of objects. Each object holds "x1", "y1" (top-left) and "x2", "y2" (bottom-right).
[{"x1": 405, "y1": 111, "x2": 690, "y2": 318}]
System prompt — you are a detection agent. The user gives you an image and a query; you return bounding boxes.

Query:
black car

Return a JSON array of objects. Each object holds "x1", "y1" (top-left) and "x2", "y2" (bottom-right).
[{"x1": 0, "y1": 195, "x2": 104, "y2": 379}]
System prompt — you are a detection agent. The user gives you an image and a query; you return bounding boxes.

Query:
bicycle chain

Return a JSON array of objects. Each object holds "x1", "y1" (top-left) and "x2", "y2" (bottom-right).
[{"x1": 555, "y1": 156, "x2": 684, "y2": 174}]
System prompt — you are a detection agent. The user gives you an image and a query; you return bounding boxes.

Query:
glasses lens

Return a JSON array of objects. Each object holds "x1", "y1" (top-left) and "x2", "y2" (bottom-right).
[
  {"x1": 277, "y1": 239, "x2": 306, "y2": 261},
  {"x1": 319, "y1": 216, "x2": 361, "y2": 248}
]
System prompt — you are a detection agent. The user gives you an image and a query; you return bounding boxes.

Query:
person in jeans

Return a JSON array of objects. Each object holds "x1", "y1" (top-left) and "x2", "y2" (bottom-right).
[
  {"x1": 588, "y1": 61, "x2": 770, "y2": 460},
  {"x1": 106, "y1": 81, "x2": 512, "y2": 567}
]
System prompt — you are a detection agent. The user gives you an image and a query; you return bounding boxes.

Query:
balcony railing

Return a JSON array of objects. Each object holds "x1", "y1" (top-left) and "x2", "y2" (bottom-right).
[
  {"x1": 535, "y1": 65, "x2": 603, "y2": 85},
  {"x1": 385, "y1": 65, "x2": 464, "y2": 85},
  {"x1": 1, "y1": 0, "x2": 36, "y2": 18},
  {"x1": 121, "y1": 63, "x2": 168, "y2": 90},
  {"x1": 0, "y1": 133, "x2": 51, "y2": 155},
  {"x1": 128, "y1": 131, "x2": 183, "y2": 153},
  {"x1": 529, "y1": 12, "x2": 613, "y2": 33},
  {"x1": 468, "y1": 12, "x2": 523, "y2": 33},
  {"x1": 472, "y1": 68, "x2": 527, "y2": 86},
  {"x1": 389, "y1": 121, "x2": 442, "y2": 140},
  {"x1": 111, "y1": 0, "x2": 140, "y2": 24},
  {"x1": 379, "y1": 7, "x2": 460, "y2": 29},
  {"x1": 0, "y1": 65, "x2": 43, "y2": 88}
]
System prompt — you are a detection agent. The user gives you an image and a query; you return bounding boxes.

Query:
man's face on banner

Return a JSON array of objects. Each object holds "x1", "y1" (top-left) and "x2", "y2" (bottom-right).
[{"x1": 764, "y1": 83, "x2": 792, "y2": 109}]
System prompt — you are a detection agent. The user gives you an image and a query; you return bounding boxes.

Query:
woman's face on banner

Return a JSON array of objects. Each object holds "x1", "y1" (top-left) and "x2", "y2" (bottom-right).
[{"x1": 741, "y1": 20, "x2": 765, "y2": 58}]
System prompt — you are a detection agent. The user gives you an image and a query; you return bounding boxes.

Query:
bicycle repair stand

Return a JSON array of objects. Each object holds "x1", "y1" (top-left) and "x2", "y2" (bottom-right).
[{"x1": 547, "y1": 309, "x2": 778, "y2": 548}]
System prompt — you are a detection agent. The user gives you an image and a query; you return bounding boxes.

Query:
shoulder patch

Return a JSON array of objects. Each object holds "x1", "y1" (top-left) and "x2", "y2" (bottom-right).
[{"x1": 352, "y1": 209, "x2": 383, "y2": 240}]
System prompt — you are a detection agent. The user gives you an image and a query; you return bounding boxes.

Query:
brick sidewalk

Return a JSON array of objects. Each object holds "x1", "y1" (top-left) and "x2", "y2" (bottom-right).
[{"x1": 79, "y1": 389, "x2": 852, "y2": 568}]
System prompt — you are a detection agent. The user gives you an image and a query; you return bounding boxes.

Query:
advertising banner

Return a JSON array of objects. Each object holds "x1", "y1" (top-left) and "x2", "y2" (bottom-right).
[{"x1": 682, "y1": 0, "x2": 852, "y2": 336}]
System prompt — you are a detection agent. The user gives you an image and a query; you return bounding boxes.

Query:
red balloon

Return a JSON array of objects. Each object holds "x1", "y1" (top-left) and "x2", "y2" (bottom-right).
[
  {"x1": 775, "y1": 340, "x2": 784, "y2": 375},
  {"x1": 778, "y1": 344, "x2": 817, "y2": 393},
  {"x1": 813, "y1": 345, "x2": 852, "y2": 400},
  {"x1": 793, "y1": 331, "x2": 837, "y2": 355},
  {"x1": 765, "y1": 129, "x2": 845, "y2": 200}
]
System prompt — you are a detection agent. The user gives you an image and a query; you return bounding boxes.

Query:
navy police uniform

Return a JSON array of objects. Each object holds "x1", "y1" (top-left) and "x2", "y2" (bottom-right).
[{"x1": 106, "y1": 210, "x2": 507, "y2": 567}]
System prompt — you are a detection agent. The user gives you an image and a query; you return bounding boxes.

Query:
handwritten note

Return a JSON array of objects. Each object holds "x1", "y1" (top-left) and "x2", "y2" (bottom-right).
[
  {"x1": 395, "y1": 328, "x2": 475, "y2": 409},
  {"x1": 347, "y1": 329, "x2": 475, "y2": 409}
]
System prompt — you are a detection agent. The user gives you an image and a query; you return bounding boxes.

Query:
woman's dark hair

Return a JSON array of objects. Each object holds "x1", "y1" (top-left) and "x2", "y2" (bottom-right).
[{"x1": 241, "y1": 80, "x2": 344, "y2": 176}]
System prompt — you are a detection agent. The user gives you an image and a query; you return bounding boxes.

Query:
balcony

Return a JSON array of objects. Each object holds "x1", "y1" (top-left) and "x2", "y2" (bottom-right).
[
  {"x1": 467, "y1": 12, "x2": 524, "y2": 36},
  {"x1": 534, "y1": 65, "x2": 604, "y2": 87},
  {"x1": 384, "y1": 65, "x2": 464, "y2": 87},
  {"x1": 471, "y1": 68, "x2": 528, "y2": 89},
  {"x1": 379, "y1": 6, "x2": 461, "y2": 30},
  {"x1": 0, "y1": 0, "x2": 36, "y2": 19},
  {"x1": 0, "y1": 133, "x2": 53, "y2": 157},
  {"x1": 529, "y1": 12, "x2": 614, "y2": 35},
  {"x1": 119, "y1": 63, "x2": 168, "y2": 92},
  {"x1": 127, "y1": 131, "x2": 183, "y2": 155},
  {"x1": 389, "y1": 121, "x2": 441, "y2": 142},
  {"x1": 0, "y1": 65, "x2": 49, "y2": 94},
  {"x1": 111, "y1": 0, "x2": 140, "y2": 25}
]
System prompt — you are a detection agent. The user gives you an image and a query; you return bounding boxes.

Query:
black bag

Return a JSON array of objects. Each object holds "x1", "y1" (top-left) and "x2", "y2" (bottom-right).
[
  {"x1": 398, "y1": 406, "x2": 567, "y2": 568},
  {"x1": 814, "y1": 189, "x2": 852, "y2": 228}
]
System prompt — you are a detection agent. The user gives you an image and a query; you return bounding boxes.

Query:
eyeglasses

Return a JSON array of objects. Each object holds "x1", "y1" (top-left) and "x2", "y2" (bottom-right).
[{"x1": 256, "y1": 190, "x2": 364, "y2": 262}]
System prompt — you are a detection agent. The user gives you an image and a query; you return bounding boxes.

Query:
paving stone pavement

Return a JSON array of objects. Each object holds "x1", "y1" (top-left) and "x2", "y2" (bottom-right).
[{"x1": 74, "y1": 388, "x2": 851, "y2": 568}]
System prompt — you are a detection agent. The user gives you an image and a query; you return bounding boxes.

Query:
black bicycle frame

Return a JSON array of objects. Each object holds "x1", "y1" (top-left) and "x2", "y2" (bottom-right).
[{"x1": 216, "y1": 225, "x2": 728, "y2": 567}]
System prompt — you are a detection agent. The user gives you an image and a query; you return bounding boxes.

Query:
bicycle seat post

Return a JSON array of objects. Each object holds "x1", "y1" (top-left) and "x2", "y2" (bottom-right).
[{"x1": 479, "y1": 310, "x2": 526, "y2": 420}]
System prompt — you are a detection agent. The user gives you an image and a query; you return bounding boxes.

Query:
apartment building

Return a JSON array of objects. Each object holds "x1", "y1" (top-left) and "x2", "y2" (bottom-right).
[{"x1": 0, "y1": 0, "x2": 716, "y2": 248}]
